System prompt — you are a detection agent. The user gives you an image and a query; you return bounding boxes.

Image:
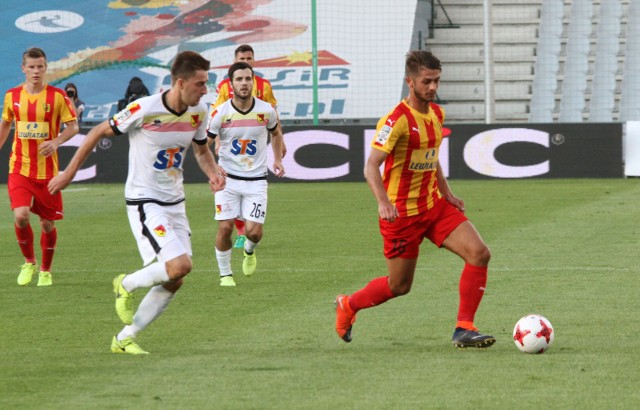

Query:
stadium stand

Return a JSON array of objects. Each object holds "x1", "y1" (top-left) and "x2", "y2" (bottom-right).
[
  {"x1": 620, "y1": 1, "x2": 640, "y2": 121},
  {"x1": 427, "y1": 0, "x2": 634, "y2": 123},
  {"x1": 530, "y1": 0, "x2": 563, "y2": 122},
  {"x1": 558, "y1": 1, "x2": 593, "y2": 122},
  {"x1": 589, "y1": 1, "x2": 622, "y2": 122}
]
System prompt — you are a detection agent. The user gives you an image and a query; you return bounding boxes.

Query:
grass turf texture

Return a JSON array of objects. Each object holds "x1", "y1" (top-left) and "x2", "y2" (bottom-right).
[{"x1": 1, "y1": 180, "x2": 638, "y2": 409}]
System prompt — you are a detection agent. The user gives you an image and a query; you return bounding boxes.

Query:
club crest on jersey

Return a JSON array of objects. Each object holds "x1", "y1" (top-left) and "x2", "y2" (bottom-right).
[
  {"x1": 153, "y1": 225, "x2": 166, "y2": 237},
  {"x1": 215, "y1": 204, "x2": 222, "y2": 214},
  {"x1": 191, "y1": 114, "x2": 199, "y2": 128},
  {"x1": 257, "y1": 114, "x2": 265, "y2": 124},
  {"x1": 42, "y1": 103, "x2": 51, "y2": 113}
]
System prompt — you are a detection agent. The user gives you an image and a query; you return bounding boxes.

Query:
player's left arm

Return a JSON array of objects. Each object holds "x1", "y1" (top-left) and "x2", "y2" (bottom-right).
[
  {"x1": 436, "y1": 161, "x2": 464, "y2": 212},
  {"x1": 268, "y1": 121, "x2": 285, "y2": 178},
  {"x1": 39, "y1": 94, "x2": 80, "y2": 157},
  {"x1": 39, "y1": 119, "x2": 79, "y2": 157},
  {"x1": 192, "y1": 140, "x2": 226, "y2": 192},
  {"x1": 265, "y1": 85, "x2": 286, "y2": 158}
]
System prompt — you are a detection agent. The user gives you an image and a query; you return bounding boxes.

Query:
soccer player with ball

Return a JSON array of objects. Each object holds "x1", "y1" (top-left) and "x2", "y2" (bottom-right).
[{"x1": 335, "y1": 51, "x2": 495, "y2": 348}]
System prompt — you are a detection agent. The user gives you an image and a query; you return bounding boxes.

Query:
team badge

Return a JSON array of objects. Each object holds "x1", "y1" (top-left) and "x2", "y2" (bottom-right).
[
  {"x1": 215, "y1": 204, "x2": 222, "y2": 214},
  {"x1": 42, "y1": 103, "x2": 51, "y2": 113},
  {"x1": 191, "y1": 114, "x2": 199, "y2": 128},
  {"x1": 153, "y1": 225, "x2": 166, "y2": 237},
  {"x1": 257, "y1": 114, "x2": 265, "y2": 124}
]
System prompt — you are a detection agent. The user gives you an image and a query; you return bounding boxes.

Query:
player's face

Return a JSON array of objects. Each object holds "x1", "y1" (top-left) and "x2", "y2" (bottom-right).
[
  {"x1": 179, "y1": 70, "x2": 209, "y2": 107},
  {"x1": 22, "y1": 57, "x2": 47, "y2": 87},
  {"x1": 235, "y1": 51, "x2": 255, "y2": 67},
  {"x1": 408, "y1": 67, "x2": 440, "y2": 104},
  {"x1": 230, "y1": 68, "x2": 254, "y2": 100}
]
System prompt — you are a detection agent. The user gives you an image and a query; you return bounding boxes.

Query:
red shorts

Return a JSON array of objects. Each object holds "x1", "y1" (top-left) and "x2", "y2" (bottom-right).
[
  {"x1": 8, "y1": 173, "x2": 64, "y2": 220},
  {"x1": 379, "y1": 198, "x2": 467, "y2": 259}
]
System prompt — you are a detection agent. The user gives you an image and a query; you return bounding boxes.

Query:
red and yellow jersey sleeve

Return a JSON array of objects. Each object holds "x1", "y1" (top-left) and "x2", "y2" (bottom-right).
[
  {"x1": 371, "y1": 101, "x2": 446, "y2": 217},
  {"x1": 254, "y1": 76, "x2": 277, "y2": 107},
  {"x1": 212, "y1": 79, "x2": 232, "y2": 109},
  {"x1": 4, "y1": 84, "x2": 77, "y2": 179}
]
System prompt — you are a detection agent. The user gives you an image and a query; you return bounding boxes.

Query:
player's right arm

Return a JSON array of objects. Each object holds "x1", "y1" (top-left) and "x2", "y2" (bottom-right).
[
  {"x1": 365, "y1": 148, "x2": 398, "y2": 222},
  {"x1": 0, "y1": 119, "x2": 12, "y2": 151},
  {"x1": 48, "y1": 120, "x2": 114, "y2": 194},
  {"x1": 0, "y1": 93, "x2": 14, "y2": 150}
]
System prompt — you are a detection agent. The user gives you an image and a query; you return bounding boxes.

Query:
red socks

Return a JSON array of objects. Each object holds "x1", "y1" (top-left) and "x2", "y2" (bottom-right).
[
  {"x1": 456, "y1": 263, "x2": 488, "y2": 330},
  {"x1": 40, "y1": 228, "x2": 57, "y2": 272},
  {"x1": 348, "y1": 276, "x2": 395, "y2": 312},
  {"x1": 234, "y1": 219, "x2": 246, "y2": 235},
  {"x1": 15, "y1": 224, "x2": 35, "y2": 263}
]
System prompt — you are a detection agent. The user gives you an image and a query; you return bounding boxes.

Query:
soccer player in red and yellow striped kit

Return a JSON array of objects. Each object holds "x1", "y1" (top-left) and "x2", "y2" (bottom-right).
[
  {"x1": 335, "y1": 51, "x2": 495, "y2": 348},
  {"x1": 0, "y1": 47, "x2": 78, "y2": 287}
]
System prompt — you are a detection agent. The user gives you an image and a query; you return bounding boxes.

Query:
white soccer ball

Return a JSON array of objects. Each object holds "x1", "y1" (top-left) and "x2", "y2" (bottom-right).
[{"x1": 513, "y1": 314, "x2": 555, "y2": 354}]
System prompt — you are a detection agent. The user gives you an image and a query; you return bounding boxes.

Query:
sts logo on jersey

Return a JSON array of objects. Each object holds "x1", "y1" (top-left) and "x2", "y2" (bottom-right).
[
  {"x1": 154, "y1": 147, "x2": 185, "y2": 170},
  {"x1": 230, "y1": 139, "x2": 257, "y2": 156}
]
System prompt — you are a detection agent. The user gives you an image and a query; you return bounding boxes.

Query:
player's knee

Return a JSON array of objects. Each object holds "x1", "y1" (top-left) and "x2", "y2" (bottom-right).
[
  {"x1": 218, "y1": 222, "x2": 234, "y2": 238},
  {"x1": 246, "y1": 231, "x2": 262, "y2": 243},
  {"x1": 166, "y1": 257, "x2": 192, "y2": 279},
  {"x1": 470, "y1": 244, "x2": 491, "y2": 266},
  {"x1": 14, "y1": 212, "x2": 30, "y2": 227}
]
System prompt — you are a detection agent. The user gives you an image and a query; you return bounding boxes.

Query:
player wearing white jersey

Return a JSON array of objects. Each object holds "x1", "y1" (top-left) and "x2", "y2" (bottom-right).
[
  {"x1": 49, "y1": 51, "x2": 226, "y2": 355},
  {"x1": 207, "y1": 61, "x2": 284, "y2": 287}
]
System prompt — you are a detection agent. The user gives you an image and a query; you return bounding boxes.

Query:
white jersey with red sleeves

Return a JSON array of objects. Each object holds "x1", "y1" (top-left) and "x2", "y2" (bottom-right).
[
  {"x1": 109, "y1": 91, "x2": 208, "y2": 203},
  {"x1": 207, "y1": 98, "x2": 277, "y2": 178}
]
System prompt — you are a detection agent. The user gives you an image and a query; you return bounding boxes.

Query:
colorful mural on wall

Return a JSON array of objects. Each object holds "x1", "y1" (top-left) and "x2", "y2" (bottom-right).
[{"x1": 1, "y1": 0, "x2": 417, "y2": 122}]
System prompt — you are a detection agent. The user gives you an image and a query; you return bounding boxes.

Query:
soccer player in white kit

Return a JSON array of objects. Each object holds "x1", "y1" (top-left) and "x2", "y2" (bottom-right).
[
  {"x1": 48, "y1": 51, "x2": 226, "y2": 354},
  {"x1": 207, "y1": 61, "x2": 285, "y2": 287}
]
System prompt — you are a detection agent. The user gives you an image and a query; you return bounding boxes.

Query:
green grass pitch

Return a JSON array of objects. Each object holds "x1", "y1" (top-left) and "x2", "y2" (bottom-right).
[{"x1": 1, "y1": 180, "x2": 639, "y2": 408}]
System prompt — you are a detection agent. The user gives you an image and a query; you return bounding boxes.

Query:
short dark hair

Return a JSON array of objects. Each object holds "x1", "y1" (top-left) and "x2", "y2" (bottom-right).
[
  {"x1": 22, "y1": 47, "x2": 46, "y2": 65},
  {"x1": 171, "y1": 51, "x2": 210, "y2": 84},
  {"x1": 405, "y1": 51, "x2": 441, "y2": 77},
  {"x1": 228, "y1": 61, "x2": 253, "y2": 81},
  {"x1": 234, "y1": 44, "x2": 254, "y2": 57}
]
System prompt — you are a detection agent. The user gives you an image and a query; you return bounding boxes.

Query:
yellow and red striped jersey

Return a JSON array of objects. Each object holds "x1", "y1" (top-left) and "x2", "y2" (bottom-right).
[
  {"x1": 371, "y1": 101, "x2": 446, "y2": 217},
  {"x1": 2, "y1": 84, "x2": 76, "y2": 179},
  {"x1": 212, "y1": 75, "x2": 277, "y2": 109}
]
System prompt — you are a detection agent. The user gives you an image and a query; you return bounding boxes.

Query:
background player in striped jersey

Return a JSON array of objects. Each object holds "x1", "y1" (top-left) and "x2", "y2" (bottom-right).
[
  {"x1": 0, "y1": 47, "x2": 79, "y2": 287},
  {"x1": 49, "y1": 51, "x2": 226, "y2": 354},
  {"x1": 211, "y1": 44, "x2": 285, "y2": 250},
  {"x1": 207, "y1": 61, "x2": 285, "y2": 287},
  {"x1": 335, "y1": 51, "x2": 495, "y2": 348}
]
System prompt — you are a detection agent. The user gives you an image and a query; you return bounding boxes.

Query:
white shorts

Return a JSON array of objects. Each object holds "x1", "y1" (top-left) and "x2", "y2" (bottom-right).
[
  {"x1": 127, "y1": 201, "x2": 192, "y2": 266},
  {"x1": 214, "y1": 178, "x2": 268, "y2": 224}
]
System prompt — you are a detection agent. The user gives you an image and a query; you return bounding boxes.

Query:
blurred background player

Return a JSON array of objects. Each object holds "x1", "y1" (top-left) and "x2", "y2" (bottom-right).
[
  {"x1": 208, "y1": 62, "x2": 285, "y2": 287},
  {"x1": 0, "y1": 47, "x2": 79, "y2": 287},
  {"x1": 211, "y1": 44, "x2": 286, "y2": 249},
  {"x1": 335, "y1": 51, "x2": 495, "y2": 348},
  {"x1": 63, "y1": 83, "x2": 85, "y2": 123},
  {"x1": 49, "y1": 51, "x2": 225, "y2": 354}
]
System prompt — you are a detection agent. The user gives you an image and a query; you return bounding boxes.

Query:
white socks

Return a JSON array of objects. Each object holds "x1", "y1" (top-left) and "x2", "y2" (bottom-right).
[
  {"x1": 117, "y1": 285, "x2": 174, "y2": 341},
  {"x1": 244, "y1": 239, "x2": 259, "y2": 254},
  {"x1": 121, "y1": 261, "x2": 170, "y2": 292},
  {"x1": 215, "y1": 248, "x2": 233, "y2": 277}
]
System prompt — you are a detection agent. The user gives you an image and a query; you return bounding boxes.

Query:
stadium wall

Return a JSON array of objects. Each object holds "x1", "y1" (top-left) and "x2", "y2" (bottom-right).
[{"x1": 0, "y1": 123, "x2": 623, "y2": 184}]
